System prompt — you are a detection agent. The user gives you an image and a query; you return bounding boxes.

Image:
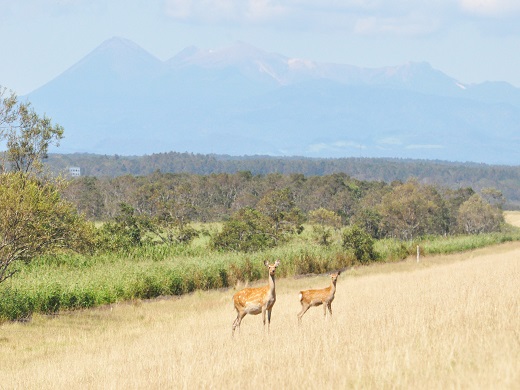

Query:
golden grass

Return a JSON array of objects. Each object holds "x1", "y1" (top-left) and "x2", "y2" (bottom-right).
[
  {"x1": 1, "y1": 240, "x2": 519, "y2": 389},
  {"x1": 505, "y1": 210, "x2": 520, "y2": 228}
]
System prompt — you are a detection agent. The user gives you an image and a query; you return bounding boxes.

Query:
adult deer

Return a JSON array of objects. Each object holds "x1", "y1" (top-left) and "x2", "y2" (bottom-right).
[
  {"x1": 232, "y1": 260, "x2": 280, "y2": 335},
  {"x1": 297, "y1": 271, "x2": 341, "y2": 323}
]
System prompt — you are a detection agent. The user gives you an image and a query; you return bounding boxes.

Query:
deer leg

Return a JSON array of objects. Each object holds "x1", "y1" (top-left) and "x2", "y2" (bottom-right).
[
  {"x1": 232, "y1": 311, "x2": 245, "y2": 335},
  {"x1": 323, "y1": 302, "x2": 328, "y2": 317},
  {"x1": 232, "y1": 317, "x2": 239, "y2": 335},
  {"x1": 267, "y1": 308, "x2": 272, "y2": 333},
  {"x1": 297, "y1": 303, "x2": 310, "y2": 323},
  {"x1": 327, "y1": 302, "x2": 333, "y2": 317}
]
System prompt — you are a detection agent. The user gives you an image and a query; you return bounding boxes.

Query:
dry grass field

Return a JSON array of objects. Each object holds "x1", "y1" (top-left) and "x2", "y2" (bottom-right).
[
  {"x1": 505, "y1": 210, "x2": 520, "y2": 228},
  {"x1": 1, "y1": 216, "x2": 520, "y2": 389}
]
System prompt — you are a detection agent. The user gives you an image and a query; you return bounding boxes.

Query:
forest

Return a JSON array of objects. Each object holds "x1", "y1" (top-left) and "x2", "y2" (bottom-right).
[
  {"x1": 62, "y1": 170, "x2": 505, "y2": 243},
  {"x1": 46, "y1": 152, "x2": 520, "y2": 209}
]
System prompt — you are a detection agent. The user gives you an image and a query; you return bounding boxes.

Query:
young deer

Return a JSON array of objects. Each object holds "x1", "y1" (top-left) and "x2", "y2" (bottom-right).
[
  {"x1": 232, "y1": 260, "x2": 280, "y2": 335},
  {"x1": 297, "y1": 271, "x2": 341, "y2": 323}
]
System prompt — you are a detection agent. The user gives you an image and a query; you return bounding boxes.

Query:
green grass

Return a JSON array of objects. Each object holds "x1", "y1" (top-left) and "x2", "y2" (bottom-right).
[
  {"x1": 1, "y1": 224, "x2": 520, "y2": 322},
  {"x1": 418, "y1": 226, "x2": 520, "y2": 255}
]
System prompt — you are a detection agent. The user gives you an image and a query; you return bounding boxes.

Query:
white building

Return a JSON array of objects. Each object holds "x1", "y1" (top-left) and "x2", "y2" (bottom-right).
[{"x1": 68, "y1": 167, "x2": 81, "y2": 177}]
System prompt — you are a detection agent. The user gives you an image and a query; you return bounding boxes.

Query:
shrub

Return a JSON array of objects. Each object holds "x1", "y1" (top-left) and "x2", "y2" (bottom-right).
[
  {"x1": 211, "y1": 208, "x2": 276, "y2": 252},
  {"x1": 36, "y1": 283, "x2": 63, "y2": 314},
  {"x1": 96, "y1": 203, "x2": 146, "y2": 252},
  {"x1": 0, "y1": 172, "x2": 95, "y2": 285},
  {"x1": 457, "y1": 194, "x2": 504, "y2": 234},
  {"x1": 175, "y1": 226, "x2": 199, "y2": 244},
  {"x1": 342, "y1": 225, "x2": 378, "y2": 264},
  {"x1": 0, "y1": 287, "x2": 34, "y2": 321},
  {"x1": 308, "y1": 208, "x2": 341, "y2": 246}
]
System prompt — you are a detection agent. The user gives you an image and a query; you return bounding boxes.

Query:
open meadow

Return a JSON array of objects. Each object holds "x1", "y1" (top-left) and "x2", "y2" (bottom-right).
[
  {"x1": 505, "y1": 210, "x2": 520, "y2": 228},
  {"x1": 1, "y1": 233, "x2": 519, "y2": 389}
]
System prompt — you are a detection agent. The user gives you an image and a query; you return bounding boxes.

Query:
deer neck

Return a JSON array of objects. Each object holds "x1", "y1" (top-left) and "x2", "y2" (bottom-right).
[
  {"x1": 329, "y1": 280, "x2": 337, "y2": 295},
  {"x1": 267, "y1": 272, "x2": 276, "y2": 298}
]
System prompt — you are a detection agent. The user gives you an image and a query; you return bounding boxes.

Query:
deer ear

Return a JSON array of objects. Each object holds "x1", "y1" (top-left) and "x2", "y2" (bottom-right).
[
  {"x1": 337, "y1": 270, "x2": 341, "y2": 275},
  {"x1": 274, "y1": 260, "x2": 280, "y2": 267},
  {"x1": 264, "y1": 260, "x2": 269, "y2": 266}
]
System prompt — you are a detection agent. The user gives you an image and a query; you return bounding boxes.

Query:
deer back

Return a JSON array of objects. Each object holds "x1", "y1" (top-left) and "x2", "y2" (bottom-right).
[
  {"x1": 300, "y1": 285, "x2": 333, "y2": 304},
  {"x1": 234, "y1": 285, "x2": 270, "y2": 309}
]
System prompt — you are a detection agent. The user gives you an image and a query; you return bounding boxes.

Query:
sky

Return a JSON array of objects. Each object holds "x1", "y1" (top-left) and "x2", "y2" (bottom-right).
[{"x1": 1, "y1": 0, "x2": 520, "y2": 95}]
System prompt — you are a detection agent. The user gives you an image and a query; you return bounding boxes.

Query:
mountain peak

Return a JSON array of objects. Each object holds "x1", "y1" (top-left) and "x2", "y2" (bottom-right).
[
  {"x1": 384, "y1": 61, "x2": 434, "y2": 77},
  {"x1": 92, "y1": 36, "x2": 160, "y2": 64},
  {"x1": 97, "y1": 36, "x2": 142, "y2": 51},
  {"x1": 63, "y1": 36, "x2": 162, "y2": 81},
  {"x1": 165, "y1": 41, "x2": 290, "y2": 84},
  {"x1": 171, "y1": 45, "x2": 201, "y2": 60},
  {"x1": 167, "y1": 41, "x2": 287, "y2": 68},
  {"x1": 221, "y1": 41, "x2": 270, "y2": 57},
  {"x1": 364, "y1": 61, "x2": 462, "y2": 95},
  {"x1": 167, "y1": 45, "x2": 208, "y2": 67}
]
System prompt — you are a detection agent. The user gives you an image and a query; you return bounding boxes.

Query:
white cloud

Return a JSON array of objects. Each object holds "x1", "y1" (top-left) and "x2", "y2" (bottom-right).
[
  {"x1": 0, "y1": 0, "x2": 110, "y2": 20},
  {"x1": 459, "y1": 0, "x2": 520, "y2": 17},
  {"x1": 378, "y1": 137, "x2": 402, "y2": 146},
  {"x1": 165, "y1": 0, "x2": 192, "y2": 19},
  {"x1": 354, "y1": 15, "x2": 440, "y2": 36},
  {"x1": 161, "y1": 0, "x2": 520, "y2": 38},
  {"x1": 161, "y1": 0, "x2": 462, "y2": 37},
  {"x1": 308, "y1": 140, "x2": 366, "y2": 153},
  {"x1": 247, "y1": 0, "x2": 286, "y2": 21},
  {"x1": 405, "y1": 144, "x2": 444, "y2": 150},
  {"x1": 164, "y1": 0, "x2": 286, "y2": 23}
]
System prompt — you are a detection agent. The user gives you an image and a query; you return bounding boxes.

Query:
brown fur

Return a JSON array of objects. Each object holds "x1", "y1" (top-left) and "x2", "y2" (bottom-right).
[
  {"x1": 297, "y1": 271, "x2": 341, "y2": 322},
  {"x1": 232, "y1": 260, "x2": 280, "y2": 335}
]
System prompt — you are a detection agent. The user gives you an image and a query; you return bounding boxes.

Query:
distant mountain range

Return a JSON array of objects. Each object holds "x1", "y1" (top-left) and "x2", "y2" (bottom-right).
[{"x1": 24, "y1": 37, "x2": 520, "y2": 164}]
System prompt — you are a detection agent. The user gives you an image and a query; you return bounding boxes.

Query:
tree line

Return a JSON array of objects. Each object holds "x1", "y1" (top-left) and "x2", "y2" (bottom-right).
[
  {"x1": 46, "y1": 152, "x2": 520, "y2": 209},
  {"x1": 62, "y1": 170, "x2": 505, "y2": 248}
]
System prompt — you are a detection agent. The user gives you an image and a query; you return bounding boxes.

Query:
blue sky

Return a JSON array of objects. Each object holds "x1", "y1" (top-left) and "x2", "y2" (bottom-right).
[{"x1": 1, "y1": 0, "x2": 520, "y2": 95}]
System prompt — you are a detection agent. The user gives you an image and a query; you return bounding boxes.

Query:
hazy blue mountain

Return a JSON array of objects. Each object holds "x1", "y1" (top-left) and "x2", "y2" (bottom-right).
[{"x1": 24, "y1": 36, "x2": 520, "y2": 164}]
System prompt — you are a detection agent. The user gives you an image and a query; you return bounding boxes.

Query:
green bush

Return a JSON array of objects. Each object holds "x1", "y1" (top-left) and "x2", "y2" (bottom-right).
[
  {"x1": 175, "y1": 226, "x2": 199, "y2": 244},
  {"x1": 0, "y1": 172, "x2": 95, "y2": 285},
  {"x1": 212, "y1": 208, "x2": 276, "y2": 252},
  {"x1": 0, "y1": 287, "x2": 34, "y2": 321},
  {"x1": 166, "y1": 271, "x2": 185, "y2": 296},
  {"x1": 342, "y1": 225, "x2": 378, "y2": 264},
  {"x1": 374, "y1": 239, "x2": 411, "y2": 262},
  {"x1": 308, "y1": 208, "x2": 341, "y2": 246},
  {"x1": 36, "y1": 284, "x2": 63, "y2": 314},
  {"x1": 311, "y1": 225, "x2": 334, "y2": 246}
]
